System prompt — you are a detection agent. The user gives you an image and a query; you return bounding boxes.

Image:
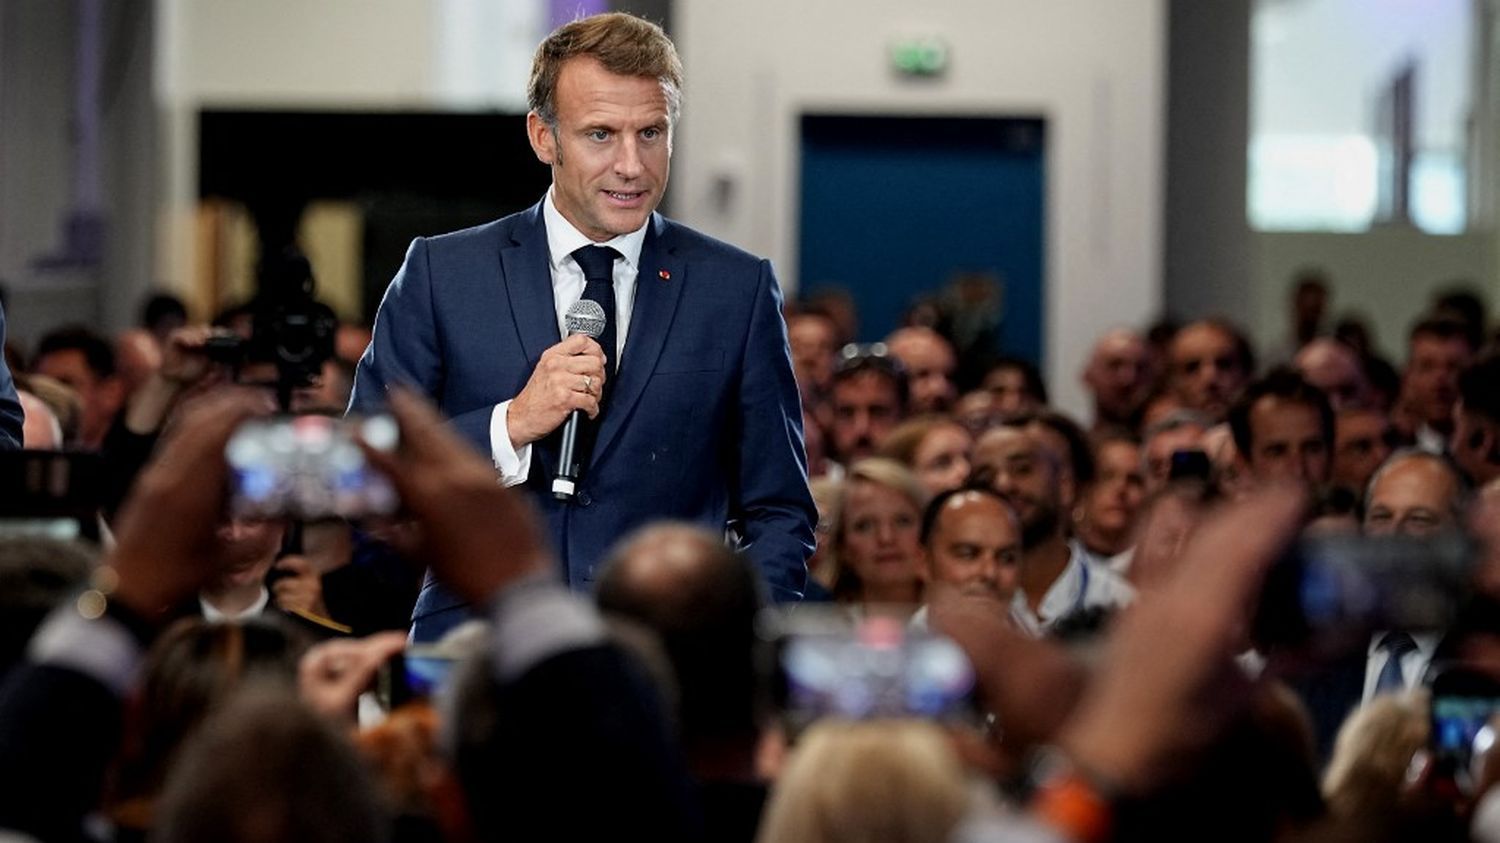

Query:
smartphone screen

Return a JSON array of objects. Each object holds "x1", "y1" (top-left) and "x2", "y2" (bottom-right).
[
  {"x1": 377, "y1": 648, "x2": 461, "y2": 710},
  {"x1": 1252, "y1": 533, "x2": 1473, "y2": 657},
  {"x1": 770, "y1": 610, "x2": 975, "y2": 733},
  {"x1": 226, "y1": 414, "x2": 399, "y2": 520},
  {"x1": 1428, "y1": 666, "x2": 1500, "y2": 793}
]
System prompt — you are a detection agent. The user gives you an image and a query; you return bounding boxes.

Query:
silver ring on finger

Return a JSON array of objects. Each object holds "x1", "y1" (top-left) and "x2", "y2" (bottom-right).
[{"x1": 583, "y1": 375, "x2": 593, "y2": 394}]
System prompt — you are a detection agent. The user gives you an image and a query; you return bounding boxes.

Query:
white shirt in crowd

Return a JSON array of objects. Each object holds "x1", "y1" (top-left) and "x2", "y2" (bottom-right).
[
  {"x1": 1360, "y1": 631, "x2": 1439, "y2": 704},
  {"x1": 199, "y1": 587, "x2": 270, "y2": 623},
  {"x1": 1009, "y1": 542, "x2": 1135, "y2": 638}
]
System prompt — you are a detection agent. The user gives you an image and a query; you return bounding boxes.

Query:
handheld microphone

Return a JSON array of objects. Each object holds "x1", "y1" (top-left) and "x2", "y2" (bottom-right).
[{"x1": 553, "y1": 299, "x2": 607, "y2": 501}]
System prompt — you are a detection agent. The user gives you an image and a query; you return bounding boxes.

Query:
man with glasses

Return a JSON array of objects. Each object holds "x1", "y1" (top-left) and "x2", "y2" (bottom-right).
[{"x1": 827, "y1": 343, "x2": 908, "y2": 464}]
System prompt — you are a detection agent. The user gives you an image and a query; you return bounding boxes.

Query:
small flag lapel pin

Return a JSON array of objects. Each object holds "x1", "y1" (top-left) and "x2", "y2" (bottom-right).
[{"x1": 658, "y1": 269, "x2": 671, "y2": 281}]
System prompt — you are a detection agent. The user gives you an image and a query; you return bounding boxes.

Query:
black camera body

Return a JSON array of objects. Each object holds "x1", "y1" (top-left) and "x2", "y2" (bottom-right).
[{"x1": 205, "y1": 250, "x2": 338, "y2": 407}]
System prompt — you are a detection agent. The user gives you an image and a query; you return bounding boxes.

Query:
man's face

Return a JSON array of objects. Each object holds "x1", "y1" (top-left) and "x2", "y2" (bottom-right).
[
  {"x1": 1450, "y1": 404, "x2": 1500, "y2": 487},
  {"x1": 1333, "y1": 409, "x2": 1392, "y2": 494},
  {"x1": 1142, "y1": 423, "x2": 1207, "y2": 493},
  {"x1": 889, "y1": 333, "x2": 956, "y2": 414},
  {"x1": 1363, "y1": 457, "x2": 1461, "y2": 537},
  {"x1": 972, "y1": 427, "x2": 1062, "y2": 547},
  {"x1": 923, "y1": 492, "x2": 1021, "y2": 601},
  {"x1": 983, "y1": 367, "x2": 1039, "y2": 418},
  {"x1": 830, "y1": 371, "x2": 902, "y2": 462},
  {"x1": 1084, "y1": 333, "x2": 1149, "y2": 422},
  {"x1": 211, "y1": 518, "x2": 285, "y2": 590},
  {"x1": 1295, "y1": 341, "x2": 1368, "y2": 411},
  {"x1": 1169, "y1": 324, "x2": 1246, "y2": 421},
  {"x1": 34, "y1": 349, "x2": 121, "y2": 447},
  {"x1": 1246, "y1": 396, "x2": 1329, "y2": 486},
  {"x1": 954, "y1": 390, "x2": 1003, "y2": 437},
  {"x1": 788, "y1": 315, "x2": 838, "y2": 391},
  {"x1": 1403, "y1": 335, "x2": 1471, "y2": 427},
  {"x1": 1081, "y1": 439, "x2": 1145, "y2": 536},
  {"x1": 527, "y1": 56, "x2": 671, "y2": 242}
]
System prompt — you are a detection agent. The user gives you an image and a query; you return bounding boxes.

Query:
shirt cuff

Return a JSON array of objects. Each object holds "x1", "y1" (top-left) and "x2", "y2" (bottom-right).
[
  {"x1": 486, "y1": 574, "x2": 607, "y2": 683},
  {"x1": 489, "y1": 401, "x2": 532, "y2": 487},
  {"x1": 27, "y1": 604, "x2": 144, "y2": 698}
]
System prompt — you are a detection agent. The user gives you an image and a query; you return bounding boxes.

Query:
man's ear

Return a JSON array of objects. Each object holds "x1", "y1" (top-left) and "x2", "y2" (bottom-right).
[
  {"x1": 1058, "y1": 468, "x2": 1077, "y2": 513},
  {"x1": 526, "y1": 111, "x2": 557, "y2": 166}
]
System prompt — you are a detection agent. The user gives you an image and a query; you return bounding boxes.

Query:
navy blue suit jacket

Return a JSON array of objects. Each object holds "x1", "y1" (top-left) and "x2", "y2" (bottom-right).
[
  {"x1": 0, "y1": 301, "x2": 23, "y2": 450},
  {"x1": 350, "y1": 202, "x2": 814, "y2": 636}
]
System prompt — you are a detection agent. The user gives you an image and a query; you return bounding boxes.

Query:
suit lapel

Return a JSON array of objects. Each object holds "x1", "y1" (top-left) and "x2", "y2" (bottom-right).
[
  {"x1": 499, "y1": 202, "x2": 561, "y2": 367},
  {"x1": 592, "y1": 213, "x2": 686, "y2": 463}
]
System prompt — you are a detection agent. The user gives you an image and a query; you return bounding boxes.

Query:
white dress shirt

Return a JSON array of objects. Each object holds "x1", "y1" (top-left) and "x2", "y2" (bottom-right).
[
  {"x1": 1010, "y1": 542, "x2": 1136, "y2": 638},
  {"x1": 488, "y1": 188, "x2": 650, "y2": 485},
  {"x1": 200, "y1": 586, "x2": 271, "y2": 623},
  {"x1": 1361, "y1": 630, "x2": 1439, "y2": 704}
]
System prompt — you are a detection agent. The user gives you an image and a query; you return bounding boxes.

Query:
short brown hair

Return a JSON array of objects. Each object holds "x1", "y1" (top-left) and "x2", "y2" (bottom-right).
[{"x1": 528, "y1": 13, "x2": 684, "y2": 127}]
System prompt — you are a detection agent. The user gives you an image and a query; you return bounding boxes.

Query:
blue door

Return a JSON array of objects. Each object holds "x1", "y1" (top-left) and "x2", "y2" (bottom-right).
[{"x1": 798, "y1": 115, "x2": 1045, "y2": 367}]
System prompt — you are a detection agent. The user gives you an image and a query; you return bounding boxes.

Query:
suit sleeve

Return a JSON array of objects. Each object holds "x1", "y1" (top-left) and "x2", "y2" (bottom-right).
[
  {"x1": 731, "y1": 260, "x2": 816, "y2": 602},
  {"x1": 349, "y1": 237, "x2": 448, "y2": 415},
  {"x1": 347, "y1": 238, "x2": 505, "y2": 457},
  {"x1": 0, "y1": 301, "x2": 24, "y2": 450}
]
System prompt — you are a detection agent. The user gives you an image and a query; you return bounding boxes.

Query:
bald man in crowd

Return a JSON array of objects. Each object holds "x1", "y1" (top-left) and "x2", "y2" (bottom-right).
[
  {"x1": 1167, "y1": 319, "x2": 1252, "y2": 423},
  {"x1": 885, "y1": 326, "x2": 957, "y2": 414},
  {"x1": 17, "y1": 391, "x2": 60, "y2": 449},
  {"x1": 594, "y1": 523, "x2": 770, "y2": 843},
  {"x1": 1294, "y1": 338, "x2": 1370, "y2": 412},
  {"x1": 1081, "y1": 328, "x2": 1151, "y2": 433},
  {"x1": 1292, "y1": 448, "x2": 1468, "y2": 760},
  {"x1": 917, "y1": 487, "x2": 1021, "y2": 603}
]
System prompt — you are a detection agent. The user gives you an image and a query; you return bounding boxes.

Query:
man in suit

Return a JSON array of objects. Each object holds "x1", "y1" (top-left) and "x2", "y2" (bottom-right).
[
  {"x1": 349, "y1": 13, "x2": 815, "y2": 640},
  {"x1": 1290, "y1": 449, "x2": 1466, "y2": 762}
]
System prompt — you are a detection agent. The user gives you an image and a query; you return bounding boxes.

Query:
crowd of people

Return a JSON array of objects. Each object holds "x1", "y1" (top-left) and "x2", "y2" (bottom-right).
[
  {"x1": 4, "y1": 8, "x2": 1500, "y2": 841},
  {"x1": 0, "y1": 268, "x2": 1497, "y2": 843}
]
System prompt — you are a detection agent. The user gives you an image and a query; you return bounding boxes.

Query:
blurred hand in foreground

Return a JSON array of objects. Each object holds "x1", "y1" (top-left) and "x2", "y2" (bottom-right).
[{"x1": 362, "y1": 387, "x2": 551, "y2": 604}]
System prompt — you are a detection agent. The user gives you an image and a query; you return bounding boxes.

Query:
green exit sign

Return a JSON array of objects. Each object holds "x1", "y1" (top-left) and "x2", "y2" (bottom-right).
[{"x1": 890, "y1": 36, "x2": 949, "y2": 77}]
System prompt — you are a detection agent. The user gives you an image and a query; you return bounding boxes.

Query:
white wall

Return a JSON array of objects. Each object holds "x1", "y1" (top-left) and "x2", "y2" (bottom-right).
[
  {"x1": 152, "y1": 0, "x2": 545, "y2": 315},
  {"x1": 672, "y1": 0, "x2": 1166, "y2": 418},
  {"x1": 1252, "y1": 229, "x2": 1498, "y2": 363}
]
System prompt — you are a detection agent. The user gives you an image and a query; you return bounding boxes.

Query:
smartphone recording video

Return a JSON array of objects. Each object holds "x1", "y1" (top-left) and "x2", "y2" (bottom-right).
[
  {"x1": 226, "y1": 414, "x2": 399, "y2": 520},
  {"x1": 767, "y1": 609, "x2": 976, "y2": 735},
  {"x1": 1429, "y1": 665, "x2": 1500, "y2": 794},
  {"x1": 1252, "y1": 533, "x2": 1474, "y2": 658},
  {"x1": 377, "y1": 646, "x2": 461, "y2": 711}
]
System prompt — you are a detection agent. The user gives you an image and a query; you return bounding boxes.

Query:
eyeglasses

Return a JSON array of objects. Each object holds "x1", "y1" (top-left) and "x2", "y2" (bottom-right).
[{"x1": 835, "y1": 342, "x2": 907, "y2": 379}]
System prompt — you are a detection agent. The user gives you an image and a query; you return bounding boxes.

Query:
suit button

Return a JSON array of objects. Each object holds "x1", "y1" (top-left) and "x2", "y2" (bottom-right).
[{"x1": 578, "y1": 492, "x2": 593, "y2": 507}]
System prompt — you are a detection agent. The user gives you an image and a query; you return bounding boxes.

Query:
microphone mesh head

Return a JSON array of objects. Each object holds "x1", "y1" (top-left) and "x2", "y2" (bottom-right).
[{"x1": 564, "y1": 299, "x2": 607, "y2": 338}]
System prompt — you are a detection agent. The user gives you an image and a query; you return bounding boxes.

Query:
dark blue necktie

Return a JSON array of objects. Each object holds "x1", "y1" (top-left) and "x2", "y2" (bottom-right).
[
  {"x1": 1374, "y1": 631, "x2": 1417, "y2": 696},
  {"x1": 571, "y1": 245, "x2": 620, "y2": 380}
]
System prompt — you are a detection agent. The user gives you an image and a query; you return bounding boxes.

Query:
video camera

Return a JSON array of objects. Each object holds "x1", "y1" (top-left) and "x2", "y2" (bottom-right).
[{"x1": 204, "y1": 248, "x2": 337, "y2": 410}]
